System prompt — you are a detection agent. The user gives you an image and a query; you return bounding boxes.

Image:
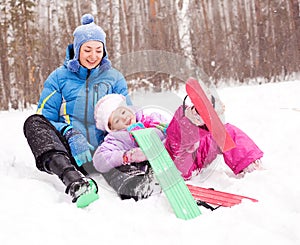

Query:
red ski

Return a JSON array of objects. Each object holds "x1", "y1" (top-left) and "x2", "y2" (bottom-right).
[
  {"x1": 185, "y1": 77, "x2": 235, "y2": 152},
  {"x1": 187, "y1": 184, "x2": 258, "y2": 208}
]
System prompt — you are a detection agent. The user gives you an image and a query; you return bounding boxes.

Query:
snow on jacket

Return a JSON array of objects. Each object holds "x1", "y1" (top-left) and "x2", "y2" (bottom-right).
[
  {"x1": 36, "y1": 44, "x2": 131, "y2": 148},
  {"x1": 93, "y1": 110, "x2": 168, "y2": 173}
]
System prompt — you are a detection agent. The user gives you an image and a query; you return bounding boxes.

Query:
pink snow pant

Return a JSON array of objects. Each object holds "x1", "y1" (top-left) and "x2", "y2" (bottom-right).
[{"x1": 165, "y1": 106, "x2": 264, "y2": 180}]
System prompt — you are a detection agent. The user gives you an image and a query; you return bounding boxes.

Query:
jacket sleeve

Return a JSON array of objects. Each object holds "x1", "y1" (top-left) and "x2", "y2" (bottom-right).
[
  {"x1": 93, "y1": 134, "x2": 127, "y2": 173},
  {"x1": 36, "y1": 70, "x2": 68, "y2": 132},
  {"x1": 136, "y1": 111, "x2": 169, "y2": 141}
]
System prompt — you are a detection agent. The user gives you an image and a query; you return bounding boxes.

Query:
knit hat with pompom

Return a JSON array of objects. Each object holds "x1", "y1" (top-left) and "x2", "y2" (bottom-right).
[
  {"x1": 94, "y1": 94, "x2": 129, "y2": 132},
  {"x1": 67, "y1": 13, "x2": 108, "y2": 72}
]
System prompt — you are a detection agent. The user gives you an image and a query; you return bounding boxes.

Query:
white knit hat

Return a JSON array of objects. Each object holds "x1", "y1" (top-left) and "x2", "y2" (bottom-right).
[{"x1": 94, "y1": 94, "x2": 127, "y2": 132}]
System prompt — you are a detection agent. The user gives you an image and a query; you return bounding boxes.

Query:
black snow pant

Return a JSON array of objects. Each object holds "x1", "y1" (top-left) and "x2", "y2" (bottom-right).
[
  {"x1": 23, "y1": 114, "x2": 88, "y2": 189},
  {"x1": 23, "y1": 114, "x2": 154, "y2": 200}
]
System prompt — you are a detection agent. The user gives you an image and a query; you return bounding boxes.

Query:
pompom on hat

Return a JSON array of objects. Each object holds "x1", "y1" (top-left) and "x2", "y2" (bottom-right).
[
  {"x1": 67, "y1": 14, "x2": 108, "y2": 72},
  {"x1": 94, "y1": 94, "x2": 128, "y2": 132}
]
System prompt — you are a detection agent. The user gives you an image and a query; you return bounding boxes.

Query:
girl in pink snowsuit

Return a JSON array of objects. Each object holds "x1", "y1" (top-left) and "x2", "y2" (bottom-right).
[{"x1": 164, "y1": 105, "x2": 264, "y2": 180}]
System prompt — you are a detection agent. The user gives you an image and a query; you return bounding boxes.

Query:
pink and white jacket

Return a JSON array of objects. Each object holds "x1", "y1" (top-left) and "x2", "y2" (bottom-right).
[{"x1": 165, "y1": 105, "x2": 264, "y2": 180}]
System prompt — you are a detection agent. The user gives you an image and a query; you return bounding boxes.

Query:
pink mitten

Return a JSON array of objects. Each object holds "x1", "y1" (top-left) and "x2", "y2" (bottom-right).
[{"x1": 123, "y1": 148, "x2": 147, "y2": 164}]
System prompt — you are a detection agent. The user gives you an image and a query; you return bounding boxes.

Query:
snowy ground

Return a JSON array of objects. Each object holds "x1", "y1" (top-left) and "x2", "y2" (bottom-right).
[{"x1": 1, "y1": 80, "x2": 300, "y2": 245}]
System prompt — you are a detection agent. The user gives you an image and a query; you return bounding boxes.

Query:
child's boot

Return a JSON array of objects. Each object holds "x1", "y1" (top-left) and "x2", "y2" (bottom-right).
[{"x1": 102, "y1": 163, "x2": 156, "y2": 201}]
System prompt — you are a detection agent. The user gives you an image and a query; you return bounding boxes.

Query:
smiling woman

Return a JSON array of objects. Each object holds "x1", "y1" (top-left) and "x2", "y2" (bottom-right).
[
  {"x1": 67, "y1": 14, "x2": 109, "y2": 72},
  {"x1": 22, "y1": 13, "x2": 132, "y2": 208},
  {"x1": 79, "y1": 41, "x2": 104, "y2": 69}
]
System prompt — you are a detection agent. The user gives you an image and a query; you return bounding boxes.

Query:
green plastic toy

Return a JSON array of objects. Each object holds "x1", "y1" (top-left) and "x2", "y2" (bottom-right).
[
  {"x1": 76, "y1": 179, "x2": 99, "y2": 208},
  {"x1": 131, "y1": 128, "x2": 201, "y2": 220}
]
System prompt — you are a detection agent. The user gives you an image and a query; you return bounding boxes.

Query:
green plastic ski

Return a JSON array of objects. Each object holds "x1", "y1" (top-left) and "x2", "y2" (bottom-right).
[
  {"x1": 76, "y1": 180, "x2": 99, "y2": 208},
  {"x1": 131, "y1": 128, "x2": 201, "y2": 220}
]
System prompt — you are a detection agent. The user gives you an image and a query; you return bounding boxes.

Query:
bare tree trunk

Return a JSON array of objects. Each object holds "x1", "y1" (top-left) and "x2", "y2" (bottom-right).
[
  {"x1": 255, "y1": 1, "x2": 265, "y2": 79},
  {"x1": 19, "y1": 0, "x2": 32, "y2": 108},
  {"x1": 200, "y1": 0, "x2": 213, "y2": 76},
  {"x1": 119, "y1": 0, "x2": 130, "y2": 54},
  {"x1": 79, "y1": 0, "x2": 92, "y2": 14},
  {"x1": 110, "y1": 0, "x2": 121, "y2": 60},
  {"x1": 247, "y1": 0, "x2": 258, "y2": 79},
  {"x1": 176, "y1": 0, "x2": 193, "y2": 60},
  {"x1": 287, "y1": 0, "x2": 300, "y2": 74},
  {"x1": 0, "y1": 9, "x2": 10, "y2": 110}
]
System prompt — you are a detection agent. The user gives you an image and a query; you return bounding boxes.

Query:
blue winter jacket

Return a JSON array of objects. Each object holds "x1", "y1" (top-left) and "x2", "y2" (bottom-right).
[{"x1": 36, "y1": 44, "x2": 132, "y2": 148}]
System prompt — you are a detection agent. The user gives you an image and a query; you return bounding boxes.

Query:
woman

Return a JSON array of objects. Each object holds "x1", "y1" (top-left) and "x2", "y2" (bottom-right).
[{"x1": 23, "y1": 14, "x2": 131, "y2": 208}]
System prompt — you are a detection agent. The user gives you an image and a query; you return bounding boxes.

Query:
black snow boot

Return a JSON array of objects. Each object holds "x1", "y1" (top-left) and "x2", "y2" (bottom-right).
[
  {"x1": 42, "y1": 152, "x2": 99, "y2": 207},
  {"x1": 65, "y1": 176, "x2": 99, "y2": 207},
  {"x1": 102, "y1": 161, "x2": 158, "y2": 201}
]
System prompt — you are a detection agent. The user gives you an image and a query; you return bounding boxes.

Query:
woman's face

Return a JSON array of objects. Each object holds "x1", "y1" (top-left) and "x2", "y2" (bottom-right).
[
  {"x1": 79, "y1": 41, "x2": 104, "y2": 69},
  {"x1": 109, "y1": 106, "x2": 136, "y2": 131}
]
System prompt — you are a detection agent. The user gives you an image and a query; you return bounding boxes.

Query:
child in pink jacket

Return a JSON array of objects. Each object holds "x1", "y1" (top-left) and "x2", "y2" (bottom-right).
[
  {"x1": 93, "y1": 93, "x2": 263, "y2": 198},
  {"x1": 165, "y1": 104, "x2": 264, "y2": 180}
]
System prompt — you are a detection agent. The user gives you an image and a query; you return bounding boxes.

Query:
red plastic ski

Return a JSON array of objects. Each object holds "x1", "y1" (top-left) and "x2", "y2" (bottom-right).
[
  {"x1": 187, "y1": 184, "x2": 258, "y2": 207},
  {"x1": 185, "y1": 77, "x2": 235, "y2": 152}
]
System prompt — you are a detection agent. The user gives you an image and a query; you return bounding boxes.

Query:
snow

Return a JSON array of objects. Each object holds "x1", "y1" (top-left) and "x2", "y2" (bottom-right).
[{"x1": 1, "y1": 80, "x2": 300, "y2": 245}]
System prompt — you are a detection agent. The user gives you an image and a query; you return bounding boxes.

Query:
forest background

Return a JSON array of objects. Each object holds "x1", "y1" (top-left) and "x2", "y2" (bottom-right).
[{"x1": 0, "y1": 0, "x2": 299, "y2": 110}]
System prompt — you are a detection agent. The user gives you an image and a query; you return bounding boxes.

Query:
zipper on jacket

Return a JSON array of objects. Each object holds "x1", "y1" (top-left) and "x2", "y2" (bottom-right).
[
  {"x1": 93, "y1": 83, "x2": 99, "y2": 107},
  {"x1": 93, "y1": 82, "x2": 111, "y2": 107},
  {"x1": 85, "y1": 70, "x2": 91, "y2": 143}
]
